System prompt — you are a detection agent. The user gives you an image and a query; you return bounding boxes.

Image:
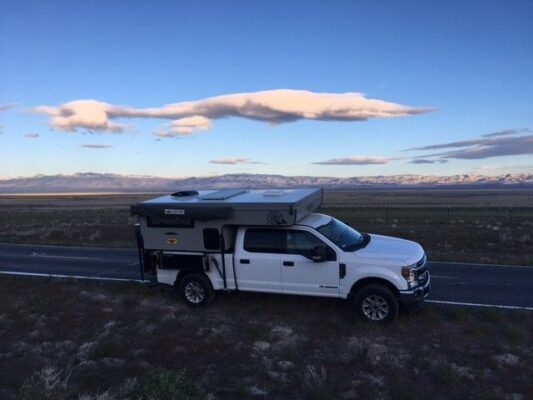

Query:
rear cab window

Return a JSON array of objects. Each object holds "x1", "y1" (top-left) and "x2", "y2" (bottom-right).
[{"x1": 243, "y1": 229, "x2": 286, "y2": 253}]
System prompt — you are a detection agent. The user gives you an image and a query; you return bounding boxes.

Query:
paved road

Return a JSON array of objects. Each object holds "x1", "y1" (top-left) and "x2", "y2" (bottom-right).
[
  {"x1": 0, "y1": 243, "x2": 139, "y2": 280},
  {"x1": 0, "y1": 243, "x2": 532, "y2": 309}
]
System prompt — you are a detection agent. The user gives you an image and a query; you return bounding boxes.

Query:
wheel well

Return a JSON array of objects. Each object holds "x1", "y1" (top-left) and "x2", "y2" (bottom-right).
[
  {"x1": 349, "y1": 277, "x2": 399, "y2": 299},
  {"x1": 174, "y1": 270, "x2": 187, "y2": 288},
  {"x1": 174, "y1": 270, "x2": 212, "y2": 289}
]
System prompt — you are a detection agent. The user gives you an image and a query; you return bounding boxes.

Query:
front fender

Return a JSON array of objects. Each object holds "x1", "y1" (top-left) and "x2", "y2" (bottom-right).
[{"x1": 341, "y1": 265, "x2": 406, "y2": 298}]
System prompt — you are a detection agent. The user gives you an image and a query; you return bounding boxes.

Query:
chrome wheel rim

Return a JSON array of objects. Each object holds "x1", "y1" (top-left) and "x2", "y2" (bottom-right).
[
  {"x1": 361, "y1": 295, "x2": 389, "y2": 321},
  {"x1": 184, "y1": 281, "x2": 205, "y2": 304}
]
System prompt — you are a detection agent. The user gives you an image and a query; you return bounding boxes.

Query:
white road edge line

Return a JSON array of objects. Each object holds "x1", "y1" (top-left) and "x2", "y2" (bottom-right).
[
  {"x1": 0, "y1": 242, "x2": 135, "y2": 252},
  {"x1": 431, "y1": 261, "x2": 531, "y2": 269},
  {"x1": 1, "y1": 271, "x2": 532, "y2": 310},
  {"x1": 29, "y1": 254, "x2": 97, "y2": 261},
  {"x1": 0, "y1": 270, "x2": 150, "y2": 283},
  {"x1": 426, "y1": 300, "x2": 533, "y2": 311}
]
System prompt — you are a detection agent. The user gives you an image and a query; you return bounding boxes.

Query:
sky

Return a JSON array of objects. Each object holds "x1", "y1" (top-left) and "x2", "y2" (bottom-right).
[{"x1": 0, "y1": 0, "x2": 532, "y2": 178}]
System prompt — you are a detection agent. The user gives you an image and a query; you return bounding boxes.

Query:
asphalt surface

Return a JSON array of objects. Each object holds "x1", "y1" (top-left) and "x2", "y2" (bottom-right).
[{"x1": 0, "y1": 243, "x2": 532, "y2": 309}]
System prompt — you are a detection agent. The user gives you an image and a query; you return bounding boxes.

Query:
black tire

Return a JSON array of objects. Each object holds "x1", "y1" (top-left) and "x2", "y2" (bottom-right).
[
  {"x1": 352, "y1": 284, "x2": 399, "y2": 323},
  {"x1": 178, "y1": 273, "x2": 214, "y2": 307}
]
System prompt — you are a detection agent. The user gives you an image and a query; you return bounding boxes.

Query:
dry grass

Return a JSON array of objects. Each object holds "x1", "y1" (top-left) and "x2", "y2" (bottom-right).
[
  {"x1": 323, "y1": 206, "x2": 533, "y2": 265},
  {"x1": 0, "y1": 276, "x2": 531, "y2": 399},
  {"x1": 323, "y1": 189, "x2": 533, "y2": 208}
]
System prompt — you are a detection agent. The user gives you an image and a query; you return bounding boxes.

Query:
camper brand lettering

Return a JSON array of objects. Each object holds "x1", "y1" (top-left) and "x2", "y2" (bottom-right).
[{"x1": 165, "y1": 209, "x2": 185, "y2": 215}]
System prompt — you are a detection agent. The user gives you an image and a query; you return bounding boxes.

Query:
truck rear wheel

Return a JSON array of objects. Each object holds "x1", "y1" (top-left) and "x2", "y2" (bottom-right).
[
  {"x1": 353, "y1": 284, "x2": 399, "y2": 323},
  {"x1": 178, "y1": 273, "x2": 214, "y2": 307}
]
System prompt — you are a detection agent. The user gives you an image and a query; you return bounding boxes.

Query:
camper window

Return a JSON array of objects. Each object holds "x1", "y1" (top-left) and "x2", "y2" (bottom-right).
[{"x1": 203, "y1": 228, "x2": 220, "y2": 250}]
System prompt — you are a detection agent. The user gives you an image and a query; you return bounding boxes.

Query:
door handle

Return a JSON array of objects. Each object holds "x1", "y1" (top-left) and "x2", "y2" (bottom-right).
[
  {"x1": 240, "y1": 259, "x2": 250, "y2": 264},
  {"x1": 283, "y1": 261, "x2": 294, "y2": 267}
]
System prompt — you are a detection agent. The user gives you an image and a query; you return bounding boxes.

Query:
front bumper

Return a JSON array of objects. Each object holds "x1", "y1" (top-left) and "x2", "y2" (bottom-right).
[{"x1": 399, "y1": 275, "x2": 431, "y2": 307}]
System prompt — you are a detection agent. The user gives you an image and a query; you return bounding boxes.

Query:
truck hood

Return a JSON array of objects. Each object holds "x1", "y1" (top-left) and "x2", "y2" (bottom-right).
[{"x1": 355, "y1": 234, "x2": 424, "y2": 265}]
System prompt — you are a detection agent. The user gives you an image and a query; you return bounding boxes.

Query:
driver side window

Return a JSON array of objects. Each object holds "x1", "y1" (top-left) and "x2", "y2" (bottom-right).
[{"x1": 286, "y1": 230, "x2": 336, "y2": 261}]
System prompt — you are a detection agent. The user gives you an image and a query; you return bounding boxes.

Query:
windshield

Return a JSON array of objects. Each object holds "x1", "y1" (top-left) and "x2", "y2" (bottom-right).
[{"x1": 316, "y1": 218, "x2": 364, "y2": 251}]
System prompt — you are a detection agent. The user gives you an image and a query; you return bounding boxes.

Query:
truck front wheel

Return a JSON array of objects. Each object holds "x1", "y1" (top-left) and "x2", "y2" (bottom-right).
[
  {"x1": 353, "y1": 284, "x2": 399, "y2": 323},
  {"x1": 178, "y1": 273, "x2": 214, "y2": 307}
]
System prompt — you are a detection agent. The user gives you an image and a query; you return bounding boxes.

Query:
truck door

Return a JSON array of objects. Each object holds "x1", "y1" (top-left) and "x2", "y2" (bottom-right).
[
  {"x1": 281, "y1": 229, "x2": 340, "y2": 297},
  {"x1": 235, "y1": 228, "x2": 283, "y2": 293}
]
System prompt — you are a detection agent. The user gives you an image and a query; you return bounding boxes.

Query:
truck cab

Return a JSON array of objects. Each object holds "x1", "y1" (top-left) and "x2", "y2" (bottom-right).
[{"x1": 131, "y1": 189, "x2": 430, "y2": 323}]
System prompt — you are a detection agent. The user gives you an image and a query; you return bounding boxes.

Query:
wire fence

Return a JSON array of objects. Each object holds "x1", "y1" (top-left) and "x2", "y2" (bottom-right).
[
  {"x1": 0, "y1": 208, "x2": 132, "y2": 227},
  {"x1": 1, "y1": 206, "x2": 532, "y2": 227},
  {"x1": 321, "y1": 207, "x2": 533, "y2": 225}
]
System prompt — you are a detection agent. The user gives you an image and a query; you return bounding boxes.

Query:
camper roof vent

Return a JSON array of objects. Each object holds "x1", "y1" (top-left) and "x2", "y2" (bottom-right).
[
  {"x1": 200, "y1": 189, "x2": 247, "y2": 200},
  {"x1": 171, "y1": 190, "x2": 199, "y2": 197}
]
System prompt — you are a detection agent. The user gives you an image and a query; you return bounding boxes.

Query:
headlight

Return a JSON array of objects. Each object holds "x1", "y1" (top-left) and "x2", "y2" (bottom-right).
[{"x1": 401, "y1": 265, "x2": 417, "y2": 287}]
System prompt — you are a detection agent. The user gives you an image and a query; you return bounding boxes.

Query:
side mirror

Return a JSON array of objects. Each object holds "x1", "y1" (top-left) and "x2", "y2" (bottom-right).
[{"x1": 312, "y1": 245, "x2": 328, "y2": 262}]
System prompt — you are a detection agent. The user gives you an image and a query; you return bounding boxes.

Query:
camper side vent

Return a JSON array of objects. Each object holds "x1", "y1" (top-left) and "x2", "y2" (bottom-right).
[{"x1": 200, "y1": 189, "x2": 247, "y2": 200}]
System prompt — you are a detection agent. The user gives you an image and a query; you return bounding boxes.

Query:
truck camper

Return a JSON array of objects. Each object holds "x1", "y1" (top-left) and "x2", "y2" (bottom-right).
[{"x1": 131, "y1": 188, "x2": 430, "y2": 322}]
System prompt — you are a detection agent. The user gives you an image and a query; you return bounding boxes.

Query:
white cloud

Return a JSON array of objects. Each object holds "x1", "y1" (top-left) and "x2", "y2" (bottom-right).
[
  {"x1": 313, "y1": 156, "x2": 393, "y2": 165},
  {"x1": 80, "y1": 144, "x2": 112, "y2": 149},
  {"x1": 209, "y1": 157, "x2": 264, "y2": 165},
  {"x1": 407, "y1": 129, "x2": 533, "y2": 160},
  {"x1": 469, "y1": 164, "x2": 533, "y2": 174},
  {"x1": 34, "y1": 90, "x2": 433, "y2": 136},
  {"x1": 409, "y1": 158, "x2": 448, "y2": 164},
  {"x1": 482, "y1": 128, "x2": 530, "y2": 138},
  {"x1": 35, "y1": 100, "x2": 125, "y2": 133},
  {"x1": 154, "y1": 115, "x2": 212, "y2": 137}
]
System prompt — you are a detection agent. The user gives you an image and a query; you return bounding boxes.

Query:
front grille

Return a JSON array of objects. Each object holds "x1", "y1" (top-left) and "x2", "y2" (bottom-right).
[
  {"x1": 416, "y1": 254, "x2": 427, "y2": 268},
  {"x1": 415, "y1": 254, "x2": 429, "y2": 284},
  {"x1": 417, "y1": 269, "x2": 429, "y2": 284}
]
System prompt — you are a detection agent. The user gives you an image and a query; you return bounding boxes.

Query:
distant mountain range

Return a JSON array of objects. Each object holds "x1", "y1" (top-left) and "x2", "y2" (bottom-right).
[{"x1": 0, "y1": 172, "x2": 532, "y2": 193}]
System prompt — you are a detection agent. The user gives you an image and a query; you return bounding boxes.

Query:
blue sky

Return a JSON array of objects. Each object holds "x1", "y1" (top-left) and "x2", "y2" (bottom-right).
[{"x1": 1, "y1": 0, "x2": 532, "y2": 178}]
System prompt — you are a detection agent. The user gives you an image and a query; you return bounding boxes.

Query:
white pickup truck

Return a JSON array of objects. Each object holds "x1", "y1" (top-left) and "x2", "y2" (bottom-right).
[{"x1": 131, "y1": 189, "x2": 431, "y2": 323}]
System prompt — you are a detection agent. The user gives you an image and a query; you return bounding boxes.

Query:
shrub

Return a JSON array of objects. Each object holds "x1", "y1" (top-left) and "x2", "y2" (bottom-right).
[
  {"x1": 17, "y1": 365, "x2": 71, "y2": 400},
  {"x1": 124, "y1": 369, "x2": 199, "y2": 400},
  {"x1": 478, "y1": 308, "x2": 504, "y2": 323},
  {"x1": 431, "y1": 363, "x2": 460, "y2": 391},
  {"x1": 502, "y1": 324, "x2": 526, "y2": 343},
  {"x1": 89, "y1": 335, "x2": 127, "y2": 360},
  {"x1": 304, "y1": 365, "x2": 336, "y2": 400}
]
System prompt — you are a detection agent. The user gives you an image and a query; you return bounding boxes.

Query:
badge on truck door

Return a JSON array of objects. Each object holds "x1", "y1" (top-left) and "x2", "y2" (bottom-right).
[{"x1": 166, "y1": 238, "x2": 178, "y2": 245}]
